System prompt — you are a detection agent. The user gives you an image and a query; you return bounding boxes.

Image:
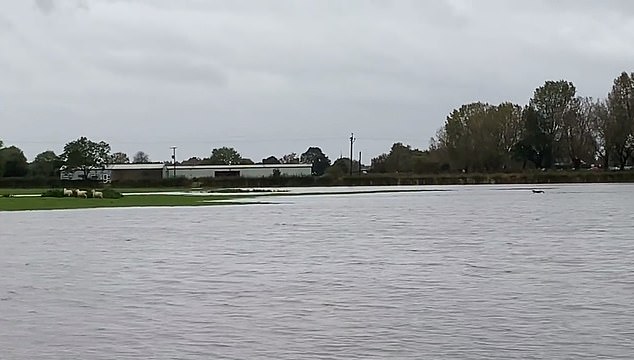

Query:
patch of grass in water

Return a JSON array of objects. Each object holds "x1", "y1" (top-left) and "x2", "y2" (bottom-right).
[{"x1": 0, "y1": 194, "x2": 247, "y2": 211}]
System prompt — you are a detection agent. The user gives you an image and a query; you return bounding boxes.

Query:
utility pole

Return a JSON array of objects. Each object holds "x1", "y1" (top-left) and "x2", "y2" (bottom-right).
[
  {"x1": 349, "y1": 132, "x2": 355, "y2": 176},
  {"x1": 359, "y1": 151, "x2": 362, "y2": 175},
  {"x1": 170, "y1": 146, "x2": 177, "y2": 178}
]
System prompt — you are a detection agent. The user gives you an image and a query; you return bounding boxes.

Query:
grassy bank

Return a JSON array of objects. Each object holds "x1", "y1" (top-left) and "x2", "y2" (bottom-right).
[
  {"x1": 0, "y1": 187, "x2": 449, "y2": 211},
  {"x1": 332, "y1": 170, "x2": 634, "y2": 186},
  {"x1": 0, "y1": 194, "x2": 247, "y2": 211},
  {"x1": 0, "y1": 187, "x2": 192, "y2": 196},
  {"x1": 2, "y1": 170, "x2": 634, "y2": 190}
]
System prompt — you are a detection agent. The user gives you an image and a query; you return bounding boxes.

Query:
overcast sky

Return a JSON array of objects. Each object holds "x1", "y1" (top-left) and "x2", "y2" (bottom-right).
[{"x1": 1, "y1": 0, "x2": 634, "y2": 162}]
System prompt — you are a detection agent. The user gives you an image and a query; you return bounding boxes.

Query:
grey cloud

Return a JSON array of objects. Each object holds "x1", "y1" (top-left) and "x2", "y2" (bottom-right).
[
  {"x1": 3, "y1": 0, "x2": 634, "y2": 162},
  {"x1": 0, "y1": 15, "x2": 13, "y2": 32},
  {"x1": 34, "y1": 0, "x2": 55, "y2": 14},
  {"x1": 94, "y1": 51, "x2": 227, "y2": 87}
]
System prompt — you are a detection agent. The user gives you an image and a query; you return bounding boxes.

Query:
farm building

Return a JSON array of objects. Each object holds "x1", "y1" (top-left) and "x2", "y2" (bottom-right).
[
  {"x1": 60, "y1": 163, "x2": 165, "y2": 182},
  {"x1": 60, "y1": 167, "x2": 111, "y2": 182},
  {"x1": 165, "y1": 164, "x2": 313, "y2": 179},
  {"x1": 61, "y1": 163, "x2": 312, "y2": 182},
  {"x1": 109, "y1": 164, "x2": 166, "y2": 182}
]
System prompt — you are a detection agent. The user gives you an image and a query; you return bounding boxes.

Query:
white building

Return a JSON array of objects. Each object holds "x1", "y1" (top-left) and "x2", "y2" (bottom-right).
[
  {"x1": 165, "y1": 164, "x2": 312, "y2": 179},
  {"x1": 60, "y1": 163, "x2": 313, "y2": 181},
  {"x1": 60, "y1": 167, "x2": 112, "y2": 182},
  {"x1": 60, "y1": 163, "x2": 165, "y2": 182}
]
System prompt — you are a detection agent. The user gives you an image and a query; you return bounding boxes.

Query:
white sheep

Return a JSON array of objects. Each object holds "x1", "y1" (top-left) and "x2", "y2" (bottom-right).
[
  {"x1": 91, "y1": 189, "x2": 104, "y2": 199},
  {"x1": 63, "y1": 188, "x2": 73, "y2": 197},
  {"x1": 75, "y1": 189, "x2": 88, "y2": 198}
]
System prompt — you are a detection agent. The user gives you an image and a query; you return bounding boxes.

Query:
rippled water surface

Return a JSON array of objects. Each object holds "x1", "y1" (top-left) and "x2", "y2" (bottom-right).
[{"x1": 1, "y1": 184, "x2": 634, "y2": 359}]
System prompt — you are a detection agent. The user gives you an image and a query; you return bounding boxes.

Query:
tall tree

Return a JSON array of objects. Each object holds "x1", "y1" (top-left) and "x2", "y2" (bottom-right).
[
  {"x1": 0, "y1": 146, "x2": 28, "y2": 177},
  {"x1": 205, "y1": 147, "x2": 242, "y2": 165},
  {"x1": 181, "y1": 157, "x2": 202, "y2": 165},
  {"x1": 371, "y1": 142, "x2": 439, "y2": 173},
  {"x1": 262, "y1": 156, "x2": 281, "y2": 164},
  {"x1": 496, "y1": 102, "x2": 525, "y2": 163},
  {"x1": 0, "y1": 139, "x2": 4, "y2": 175},
  {"x1": 587, "y1": 98, "x2": 611, "y2": 168},
  {"x1": 60, "y1": 137, "x2": 111, "y2": 179},
  {"x1": 513, "y1": 106, "x2": 551, "y2": 169},
  {"x1": 132, "y1": 151, "x2": 150, "y2": 164},
  {"x1": 437, "y1": 102, "x2": 523, "y2": 172},
  {"x1": 606, "y1": 72, "x2": 634, "y2": 169},
  {"x1": 280, "y1": 153, "x2": 299, "y2": 164},
  {"x1": 328, "y1": 157, "x2": 361, "y2": 176},
  {"x1": 110, "y1": 152, "x2": 130, "y2": 164},
  {"x1": 569, "y1": 97, "x2": 601, "y2": 167},
  {"x1": 528, "y1": 80, "x2": 579, "y2": 167},
  {"x1": 300, "y1": 147, "x2": 330, "y2": 176},
  {"x1": 30, "y1": 150, "x2": 61, "y2": 177}
]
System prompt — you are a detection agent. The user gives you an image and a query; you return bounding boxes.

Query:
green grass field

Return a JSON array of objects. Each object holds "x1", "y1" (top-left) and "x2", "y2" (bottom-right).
[
  {"x1": 0, "y1": 194, "x2": 249, "y2": 211},
  {"x1": 0, "y1": 187, "x2": 437, "y2": 211},
  {"x1": 0, "y1": 187, "x2": 192, "y2": 196}
]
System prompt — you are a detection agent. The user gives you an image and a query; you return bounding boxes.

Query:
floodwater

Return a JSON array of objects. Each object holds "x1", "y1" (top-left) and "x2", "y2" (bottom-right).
[{"x1": 1, "y1": 184, "x2": 633, "y2": 359}]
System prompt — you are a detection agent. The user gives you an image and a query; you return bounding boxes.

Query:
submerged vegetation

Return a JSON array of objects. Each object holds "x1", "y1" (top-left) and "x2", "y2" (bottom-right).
[{"x1": 0, "y1": 187, "x2": 442, "y2": 211}]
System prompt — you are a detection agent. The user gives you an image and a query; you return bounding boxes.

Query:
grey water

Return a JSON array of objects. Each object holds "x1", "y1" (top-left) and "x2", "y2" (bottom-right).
[{"x1": 1, "y1": 184, "x2": 633, "y2": 359}]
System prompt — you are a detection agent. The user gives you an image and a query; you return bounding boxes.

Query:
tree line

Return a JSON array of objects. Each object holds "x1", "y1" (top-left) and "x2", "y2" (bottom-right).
[
  {"x1": 366, "y1": 71, "x2": 634, "y2": 174},
  {"x1": 1, "y1": 71, "x2": 632, "y2": 180},
  {"x1": 0, "y1": 137, "x2": 152, "y2": 179},
  {"x1": 0, "y1": 137, "x2": 335, "y2": 179},
  {"x1": 428, "y1": 72, "x2": 634, "y2": 172}
]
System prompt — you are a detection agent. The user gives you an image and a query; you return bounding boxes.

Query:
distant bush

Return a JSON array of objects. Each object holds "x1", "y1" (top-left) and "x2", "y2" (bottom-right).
[
  {"x1": 41, "y1": 189, "x2": 65, "y2": 197},
  {"x1": 87, "y1": 188, "x2": 123, "y2": 199},
  {"x1": 103, "y1": 188, "x2": 123, "y2": 199}
]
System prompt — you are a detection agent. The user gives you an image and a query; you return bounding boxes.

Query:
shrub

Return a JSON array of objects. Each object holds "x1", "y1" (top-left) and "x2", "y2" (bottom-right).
[
  {"x1": 86, "y1": 188, "x2": 123, "y2": 199},
  {"x1": 100, "y1": 188, "x2": 123, "y2": 199},
  {"x1": 41, "y1": 189, "x2": 65, "y2": 197}
]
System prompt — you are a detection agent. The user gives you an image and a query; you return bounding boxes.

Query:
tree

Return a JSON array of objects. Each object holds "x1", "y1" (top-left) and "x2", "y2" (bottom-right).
[
  {"x1": 587, "y1": 98, "x2": 611, "y2": 168},
  {"x1": 30, "y1": 150, "x2": 61, "y2": 177},
  {"x1": 513, "y1": 106, "x2": 551, "y2": 169},
  {"x1": 528, "y1": 80, "x2": 579, "y2": 167},
  {"x1": 566, "y1": 97, "x2": 601, "y2": 168},
  {"x1": 0, "y1": 139, "x2": 4, "y2": 175},
  {"x1": 280, "y1": 153, "x2": 299, "y2": 164},
  {"x1": 300, "y1": 147, "x2": 331, "y2": 176},
  {"x1": 442, "y1": 103, "x2": 494, "y2": 171},
  {"x1": 0, "y1": 146, "x2": 28, "y2": 177},
  {"x1": 496, "y1": 102, "x2": 525, "y2": 163},
  {"x1": 606, "y1": 72, "x2": 634, "y2": 169},
  {"x1": 371, "y1": 142, "x2": 440, "y2": 173},
  {"x1": 327, "y1": 158, "x2": 350, "y2": 177},
  {"x1": 110, "y1": 152, "x2": 130, "y2": 164},
  {"x1": 181, "y1": 157, "x2": 202, "y2": 165},
  {"x1": 60, "y1": 137, "x2": 111, "y2": 180},
  {"x1": 132, "y1": 151, "x2": 150, "y2": 164},
  {"x1": 205, "y1": 147, "x2": 242, "y2": 165},
  {"x1": 372, "y1": 142, "x2": 415, "y2": 173},
  {"x1": 433, "y1": 102, "x2": 523, "y2": 172},
  {"x1": 262, "y1": 156, "x2": 281, "y2": 164},
  {"x1": 240, "y1": 158, "x2": 255, "y2": 165},
  {"x1": 327, "y1": 157, "x2": 361, "y2": 177}
]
